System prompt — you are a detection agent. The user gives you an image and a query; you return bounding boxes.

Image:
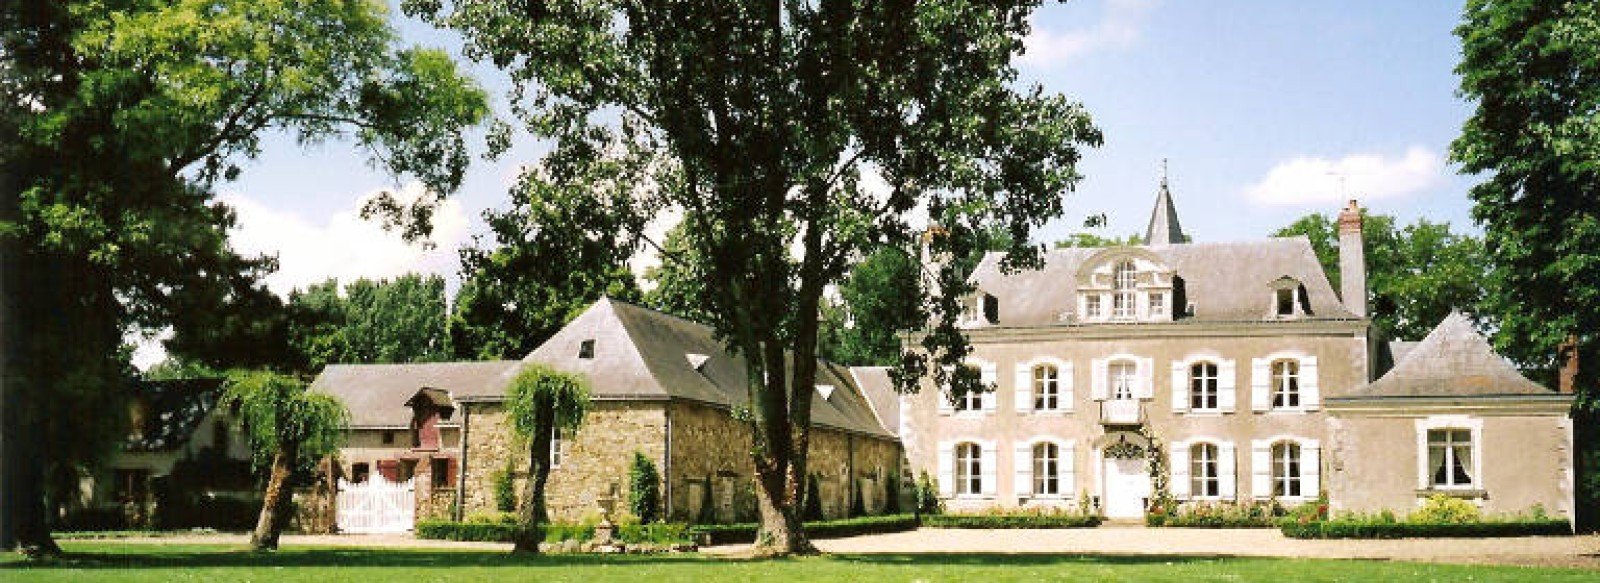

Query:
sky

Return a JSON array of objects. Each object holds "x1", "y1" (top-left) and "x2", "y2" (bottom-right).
[{"x1": 134, "y1": 0, "x2": 1481, "y2": 366}]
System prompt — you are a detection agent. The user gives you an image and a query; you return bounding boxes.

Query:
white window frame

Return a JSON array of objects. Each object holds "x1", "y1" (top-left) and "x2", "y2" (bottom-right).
[
  {"x1": 551, "y1": 426, "x2": 565, "y2": 469},
  {"x1": 1016, "y1": 357, "x2": 1072, "y2": 414},
  {"x1": 940, "y1": 439, "x2": 998, "y2": 499},
  {"x1": 1270, "y1": 359, "x2": 1300, "y2": 409},
  {"x1": 1190, "y1": 361, "x2": 1220, "y2": 411},
  {"x1": 1190, "y1": 442, "x2": 1222, "y2": 499},
  {"x1": 1251, "y1": 436, "x2": 1318, "y2": 502},
  {"x1": 1110, "y1": 361, "x2": 1137, "y2": 400},
  {"x1": 1014, "y1": 437, "x2": 1075, "y2": 501},
  {"x1": 1415, "y1": 416, "x2": 1484, "y2": 492},
  {"x1": 1149, "y1": 290, "x2": 1167, "y2": 318},
  {"x1": 1112, "y1": 260, "x2": 1138, "y2": 320},
  {"x1": 940, "y1": 359, "x2": 998, "y2": 416},
  {"x1": 1251, "y1": 352, "x2": 1319, "y2": 412},
  {"x1": 955, "y1": 442, "x2": 982, "y2": 495},
  {"x1": 1084, "y1": 294, "x2": 1102, "y2": 319},
  {"x1": 1033, "y1": 442, "x2": 1061, "y2": 496}
]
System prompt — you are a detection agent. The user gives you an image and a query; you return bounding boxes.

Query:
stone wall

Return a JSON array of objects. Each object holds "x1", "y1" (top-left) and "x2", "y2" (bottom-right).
[{"x1": 461, "y1": 400, "x2": 668, "y2": 522}]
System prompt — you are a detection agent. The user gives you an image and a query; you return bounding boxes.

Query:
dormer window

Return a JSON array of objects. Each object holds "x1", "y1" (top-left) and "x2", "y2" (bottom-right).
[
  {"x1": 1150, "y1": 291, "x2": 1167, "y2": 318},
  {"x1": 1269, "y1": 277, "x2": 1308, "y2": 318},
  {"x1": 1275, "y1": 288, "x2": 1295, "y2": 316},
  {"x1": 1112, "y1": 260, "x2": 1137, "y2": 319},
  {"x1": 1085, "y1": 295, "x2": 1102, "y2": 318},
  {"x1": 578, "y1": 339, "x2": 595, "y2": 359},
  {"x1": 982, "y1": 294, "x2": 999, "y2": 324}
]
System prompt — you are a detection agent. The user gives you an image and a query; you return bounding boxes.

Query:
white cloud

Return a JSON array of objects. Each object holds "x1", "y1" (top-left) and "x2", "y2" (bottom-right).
[
  {"x1": 1019, "y1": 0, "x2": 1157, "y2": 67},
  {"x1": 1245, "y1": 146, "x2": 1445, "y2": 206},
  {"x1": 222, "y1": 181, "x2": 471, "y2": 297}
]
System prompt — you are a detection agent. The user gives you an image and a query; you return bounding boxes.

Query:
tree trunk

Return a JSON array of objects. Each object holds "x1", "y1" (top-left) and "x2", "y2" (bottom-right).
[
  {"x1": 513, "y1": 404, "x2": 555, "y2": 554},
  {"x1": 250, "y1": 443, "x2": 297, "y2": 551}
]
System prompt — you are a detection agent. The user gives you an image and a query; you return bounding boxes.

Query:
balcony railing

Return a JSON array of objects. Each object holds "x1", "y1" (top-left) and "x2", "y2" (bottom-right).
[{"x1": 1100, "y1": 399, "x2": 1144, "y2": 425}]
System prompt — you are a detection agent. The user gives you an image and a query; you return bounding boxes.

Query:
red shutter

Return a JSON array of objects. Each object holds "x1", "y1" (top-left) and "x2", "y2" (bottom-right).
[{"x1": 378, "y1": 459, "x2": 400, "y2": 482}]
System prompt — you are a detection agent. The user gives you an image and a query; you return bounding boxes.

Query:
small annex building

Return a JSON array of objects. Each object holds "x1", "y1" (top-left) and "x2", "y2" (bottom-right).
[{"x1": 309, "y1": 298, "x2": 904, "y2": 528}]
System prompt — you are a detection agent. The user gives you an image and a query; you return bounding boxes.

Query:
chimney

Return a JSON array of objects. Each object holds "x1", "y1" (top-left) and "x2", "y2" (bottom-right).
[
  {"x1": 1558, "y1": 335, "x2": 1578, "y2": 395},
  {"x1": 1337, "y1": 200, "x2": 1367, "y2": 318}
]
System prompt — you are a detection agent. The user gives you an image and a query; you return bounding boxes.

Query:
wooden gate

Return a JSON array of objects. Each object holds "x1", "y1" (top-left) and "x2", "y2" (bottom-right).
[{"x1": 336, "y1": 476, "x2": 415, "y2": 534}]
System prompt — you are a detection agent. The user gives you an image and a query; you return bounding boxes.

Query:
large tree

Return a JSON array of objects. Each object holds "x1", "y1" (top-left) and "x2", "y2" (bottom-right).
[
  {"x1": 410, "y1": 0, "x2": 1099, "y2": 554},
  {"x1": 504, "y1": 365, "x2": 590, "y2": 554},
  {"x1": 0, "y1": 0, "x2": 486, "y2": 553},
  {"x1": 222, "y1": 371, "x2": 349, "y2": 552},
  {"x1": 1274, "y1": 212, "x2": 1487, "y2": 342},
  {"x1": 1451, "y1": 0, "x2": 1600, "y2": 528}
]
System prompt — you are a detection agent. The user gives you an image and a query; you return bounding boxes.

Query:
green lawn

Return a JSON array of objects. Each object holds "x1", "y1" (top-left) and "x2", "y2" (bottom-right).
[{"x1": 0, "y1": 542, "x2": 1590, "y2": 582}]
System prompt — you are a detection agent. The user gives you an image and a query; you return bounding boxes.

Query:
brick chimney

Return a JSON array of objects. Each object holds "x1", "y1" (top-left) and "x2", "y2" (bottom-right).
[
  {"x1": 1558, "y1": 335, "x2": 1578, "y2": 394},
  {"x1": 1337, "y1": 200, "x2": 1367, "y2": 318}
]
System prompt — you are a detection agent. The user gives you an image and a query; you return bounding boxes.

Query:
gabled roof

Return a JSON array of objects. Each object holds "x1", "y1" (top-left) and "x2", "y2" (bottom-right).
[
  {"x1": 310, "y1": 360, "x2": 519, "y2": 428},
  {"x1": 1348, "y1": 312, "x2": 1554, "y2": 399},
  {"x1": 126, "y1": 378, "x2": 225, "y2": 452},
  {"x1": 849, "y1": 366, "x2": 902, "y2": 436},
  {"x1": 483, "y1": 298, "x2": 894, "y2": 439},
  {"x1": 967, "y1": 236, "x2": 1356, "y2": 327}
]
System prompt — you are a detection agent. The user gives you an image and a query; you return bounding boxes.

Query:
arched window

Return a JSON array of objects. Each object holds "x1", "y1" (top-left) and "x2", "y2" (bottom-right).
[
  {"x1": 1190, "y1": 361, "x2": 1219, "y2": 410},
  {"x1": 955, "y1": 442, "x2": 982, "y2": 495},
  {"x1": 1109, "y1": 361, "x2": 1137, "y2": 400},
  {"x1": 1033, "y1": 442, "x2": 1060, "y2": 495},
  {"x1": 1033, "y1": 365, "x2": 1060, "y2": 410},
  {"x1": 1112, "y1": 260, "x2": 1137, "y2": 319},
  {"x1": 1190, "y1": 443, "x2": 1220, "y2": 497},
  {"x1": 1271, "y1": 441, "x2": 1302, "y2": 497},
  {"x1": 1271, "y1": 360, "x2": 1300, "y2": 408}
]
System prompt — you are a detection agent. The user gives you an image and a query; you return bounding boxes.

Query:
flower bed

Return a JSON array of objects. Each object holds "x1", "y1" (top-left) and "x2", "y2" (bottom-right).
[
  {"x1": 1147, "y1": 500, "x2": 1290, "y2": 528},
  {"x1": 921, "y1": 510, "x2": 1101, "y2": 529}
]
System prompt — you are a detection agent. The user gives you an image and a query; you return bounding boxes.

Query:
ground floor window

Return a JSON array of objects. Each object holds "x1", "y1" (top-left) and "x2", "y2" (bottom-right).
[
  {"x1": 956, "y1": 442, "x2": 982, "y2": 495},
  {"x1": 1428, "y1": 428, "x2": 1474, "y2": 488},
  {"x1": 1033, "y1": 442, "x2": 1060, "y2": 495},
  {"x1": 1271, "y1": 441, "x2": 1301, "y2": 498},
  {"x1": 1191, "y1": 443, "x2": 1220, "y2": 497}
]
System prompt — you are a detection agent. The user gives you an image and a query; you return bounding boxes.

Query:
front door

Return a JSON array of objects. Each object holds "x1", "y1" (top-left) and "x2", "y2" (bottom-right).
[{"x1": 1102, "y1": 457, "x2": 1150, "y2": 519}]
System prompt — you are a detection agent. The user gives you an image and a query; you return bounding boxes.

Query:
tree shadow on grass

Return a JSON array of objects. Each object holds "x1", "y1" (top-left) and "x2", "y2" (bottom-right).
[
  {"x1": 828, "y1": 553, "x2": 1261, "y2": 567},
  {"x1": 0, "y1": 547, "x2": 706, "y2": 571}
]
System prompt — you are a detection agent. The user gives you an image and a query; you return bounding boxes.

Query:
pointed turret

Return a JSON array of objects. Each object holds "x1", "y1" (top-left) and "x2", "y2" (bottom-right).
[{"x1": 1143, "y1": 161, "x2": 1187, "y2": 246}]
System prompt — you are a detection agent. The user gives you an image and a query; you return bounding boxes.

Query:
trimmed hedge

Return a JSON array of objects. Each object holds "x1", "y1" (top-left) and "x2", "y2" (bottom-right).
[
  {"x1": 689, "y1": 514, "x2": 919, "y2": 545},
  {"x1": 416, "y1": 520, "x2": 694, "y2": 544},
  {"x1": 415, "y1": 520, "x2": 520, "y2": 542},
  {"x1": 1279, "y1": 519, "x2": 1571, "y2": 539},
  {"x1": 921, "y1": 513, "x2": 1101, "y2": 529}
]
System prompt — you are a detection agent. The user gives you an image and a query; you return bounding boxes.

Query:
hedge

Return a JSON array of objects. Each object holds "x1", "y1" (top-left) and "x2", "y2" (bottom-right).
[
  {"x1": 689, "y1": 514, "x2": 919, "y2": 545},
  {"x1": 1279, "y1": 519, "x2": 1571, "y2": 539},
  {"x1": 921, "y1": 513, "x2": 1101, "y2": 529},
  {"x1": 415, "y1": 520, "x2": 521, "y2": 542},
  {"x1": 416, "y1": 520, "x2": 695, "y2": 544}
]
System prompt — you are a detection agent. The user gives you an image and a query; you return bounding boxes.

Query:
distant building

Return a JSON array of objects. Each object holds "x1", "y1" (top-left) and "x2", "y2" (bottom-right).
[{"x1": 890, "y1": 181, "x2": 1575, "y2": 522}]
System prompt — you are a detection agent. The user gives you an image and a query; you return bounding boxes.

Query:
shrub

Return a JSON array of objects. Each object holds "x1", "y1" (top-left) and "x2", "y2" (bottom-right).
[
  {"x1": 695, "y1": 476, "x2": 716, "y2": 524},
  {"x1": 628, "y1": 452, "x2": 662, "y2": 524},
  {"x1": 884, "y1": 475, "x2": 901, "y2": 515},
  {"x1": 415, "y1": 519, "x2": 520, "y2": 542},
  {"x1": 617, "y1": 522, "x2": 691, "y2": 545},
  {"x1": 923, "y1": 507, "x2": 1101, "y2": 529},
  {"x1": 1151, "y1": 500, "x2": 1281, "y2": 528},
  {"x1": 803, "y1": 473, "x2": 824, "y2": 521},
  {"x1": 915, "y1": 471, "x2": 942, "y2": 515},
  {"x1": 850, "y1": 479, "x2": 867, "y2": 518},
  {"x1": 1409, "y1": 494, "x2": 1480, "y2": 524},
  {"x1": 1281, "y1": 519, "x2": 1569, "y2": 539},
  {"x1": 688, "y1": 514, "x2": 918, "y2": 545},
  {"x1": 492, "y1": 464, "x2": 517, "y2": 513}
]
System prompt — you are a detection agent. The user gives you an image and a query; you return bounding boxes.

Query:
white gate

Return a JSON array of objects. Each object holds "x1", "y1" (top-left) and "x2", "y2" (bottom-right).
[{"x1": 336, "y1": 476, "x2": 415, "y2": 534}]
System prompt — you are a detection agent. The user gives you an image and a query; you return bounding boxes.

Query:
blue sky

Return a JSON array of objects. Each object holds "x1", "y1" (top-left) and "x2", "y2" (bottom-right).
[{"x1": 211, "y1": 0, "x2": 1479, "y2": 301}]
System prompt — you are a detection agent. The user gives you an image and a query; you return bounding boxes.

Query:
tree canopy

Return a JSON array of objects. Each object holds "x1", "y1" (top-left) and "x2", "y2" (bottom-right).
[
  {"x1": 222, "y1": 370, "x2": 349, "y2": 551},
  {"x1": 0, "y1": 0, "x2": 486, "y2": 552},
  {"x1": 408, "y1": 0, "x2": 1100, "y2": 554},
  {"x1": 1273, "y1": 211, "x2": 1487, "y2": 342}
]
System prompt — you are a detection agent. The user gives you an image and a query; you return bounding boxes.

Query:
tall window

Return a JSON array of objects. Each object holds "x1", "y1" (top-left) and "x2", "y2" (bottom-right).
[
  {"x1": 1271, "y1": 441, "x2": 1302, "y2": 497},
  {"x1": 1190, "y1": 361, "x2": 1219, "y2": 410},
  {"x1": 1034, "y1": 365, "x2": 1060, "y2": 410},
  {"x1": 1112, "y1": 260, "x2": 1137, "y2": 319},
  {"x1": 1033, "y1": 442, "x2": 1060, "y2": 496},
  {"x1": 1085, "y1": 294, "x2": 1102, "y2": 318},
  {"x1": 1428, "y1": 429, "x2": 1475, "y2": 488},
  {"x1": 1271, "y1": 360, "x2": 1300, "y2": 408},
  {"x1": 1110, "y1": 361, "x2": 1137, "y2": 400},
  {"x1": 955, "y1": 442, "x2": 982, "y2": 495},
  {"x1": 1191, "y1": 443, "x2": 1220, "y2": 498}
]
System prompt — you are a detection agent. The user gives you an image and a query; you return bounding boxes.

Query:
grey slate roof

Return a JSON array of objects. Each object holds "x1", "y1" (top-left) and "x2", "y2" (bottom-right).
[
  {"x1": 1144, "y1": 180, "x2": 1186, "y2": 245},
  {"x1": 485, "y1": 298, "x2": 894, "y2": 439},
  {"x1": 310, "y1": 360, "x2": 519, "y2": 428},
  {"x1": 967, "y1": 236, "x2": 1357, "y2": 327},
  {"x1": 849, "y1": 366, "x2": 901, "y2": 436},
  {"x1": 1347, "y1": 312, "x2": 1554, "y2": 399}
]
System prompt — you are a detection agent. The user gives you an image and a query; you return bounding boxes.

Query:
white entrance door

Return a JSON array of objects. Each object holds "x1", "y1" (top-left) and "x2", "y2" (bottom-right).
[{"x1": 1102, "y1": 457, "x2": 1150, "y2": 519}]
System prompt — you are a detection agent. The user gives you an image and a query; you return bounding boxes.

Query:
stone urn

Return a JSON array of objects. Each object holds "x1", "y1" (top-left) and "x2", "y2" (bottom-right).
[{"x1": 593, "y1": 482, "x2": 620, "y2": 545}]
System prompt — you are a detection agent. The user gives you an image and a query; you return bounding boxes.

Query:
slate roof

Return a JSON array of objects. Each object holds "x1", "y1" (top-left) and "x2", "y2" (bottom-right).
[
  {"x1": 1344, "y1": 312, "x2": 1555, "y2": 399},
  {"x1": 967, "y1": 236, "x2": 1357, "y2": 327},
  {"x1": 477, "y1": 298, "x2": 894, "y2": 439},
  {"x1": 126, "y1": 378, "x2": 225, "y2": 452},
  {"x1": 849, "y1": 366, "x2": 902, "y2": 436},
  {"x1": 1144, "y1": 180, "x2": 1186, "y2": 245},
  {"x1": 310, "y1": 360, "x2": 519, "y2": 428}
]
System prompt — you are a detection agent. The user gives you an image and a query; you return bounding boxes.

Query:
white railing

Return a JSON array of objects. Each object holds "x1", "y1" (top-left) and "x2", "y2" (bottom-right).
[
  {"x1": 336, "y1": 476, "x2": 415, "y2": 534},
  {"x1": 1100, "y1": 400, "x2": 1143, "y2": 425}
]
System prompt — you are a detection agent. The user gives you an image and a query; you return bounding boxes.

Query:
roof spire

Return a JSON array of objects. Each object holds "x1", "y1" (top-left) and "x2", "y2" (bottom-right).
[{"x1": 1143, "y1": 159, "x2": 1187, "y2": 246}]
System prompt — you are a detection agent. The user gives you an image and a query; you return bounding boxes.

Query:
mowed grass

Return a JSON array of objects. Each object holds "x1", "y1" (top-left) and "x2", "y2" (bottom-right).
[{"x1": 0, "y1": 542, "x2": 1592, "y2": 583}]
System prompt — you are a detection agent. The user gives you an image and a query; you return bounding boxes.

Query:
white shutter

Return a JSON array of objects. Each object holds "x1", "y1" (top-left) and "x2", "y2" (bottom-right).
[
  {"x1": 1090, "y1": 358, "x2": 1108, "y2": 400},
  {"x1": 1301, "y1": 356, "x2": 1320, "y2": 410},
  {"x1": 1170, "y1": 360, "x2": 1189, "y2": 413},
  {"x1": 1219, "y1": 442, "x2": 1238, "y2": 500},
  {"x1": 1250, "y1": 358, "x2": 1270, "y2": 412},
  {"x1": 1251, "y1": 440, "x2": 1271, "y2": 499},
  {"x1": 1170, "y1": 441, "x2": 1191, "y2": 499},
  {"x1": 937, "y1": 367, "x2": 954, "y2": 415},
  {"x1": 1302, "y1": 439, "x2": 1321, "y2": 497},
  {"x1": 980, "y1": 363, "x2": 998, "y2": 412},
  {"x1": 1137, "y1": 357, "x2": 1155, "y2": 399},
  {"x1": 1218, "y1": 359, "x2": 1238, "y2": 413},
  {"x1": 937, "y1": 442, "x2": 955, "y2": 496},
  {"x1": 980, "y1": 442, "x2": 998, "y2": 496},
  {"x1": 1014, "y1": 442, "x2": 1033, "y2": 497},
  {"x1": 1015, "y1": 363, "x2": 1033, "y2": 413},
  {"x1": 1063, "y1": 443, "x2": 1077, "y2": 496},
  {"x1": 1060, "y1": 362, "x2": 1075, "y2": 411}
]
